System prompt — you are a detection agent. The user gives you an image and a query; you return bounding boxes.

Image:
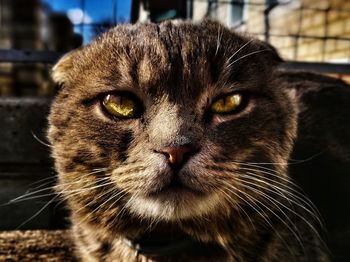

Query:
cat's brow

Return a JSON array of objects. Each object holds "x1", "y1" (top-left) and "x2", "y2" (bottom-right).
[{"x1": 215, "y1": 81, "x2": 251, "y2": 93}]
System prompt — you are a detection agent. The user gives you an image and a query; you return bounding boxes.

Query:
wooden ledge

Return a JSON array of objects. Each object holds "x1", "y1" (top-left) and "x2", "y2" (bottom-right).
[{"x1": 0, "y1": 230, "x2": 75, "y2": 261}]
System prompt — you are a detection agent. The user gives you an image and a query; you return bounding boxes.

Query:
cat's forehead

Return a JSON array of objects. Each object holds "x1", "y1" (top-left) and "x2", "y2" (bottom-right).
[
  {"x1": 59, "y1": 21, "x2": 279, "y2": 99},
  {"x1": 88, "y1": 22, "x2": 225, "y2": 93}
]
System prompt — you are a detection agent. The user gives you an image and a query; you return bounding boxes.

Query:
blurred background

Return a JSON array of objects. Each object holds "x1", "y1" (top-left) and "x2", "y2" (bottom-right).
[
  {"x1": 1, "y1": 0, "x2": 350, "y2": 97},
  {"x1": 0, "y1": 0, "x2": 349, "y2": 259}
]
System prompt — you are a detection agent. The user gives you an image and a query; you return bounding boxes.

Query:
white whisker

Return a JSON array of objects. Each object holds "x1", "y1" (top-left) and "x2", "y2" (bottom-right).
[{"x1": 225, "y1": 39, "x2": 254, "y2": 66}]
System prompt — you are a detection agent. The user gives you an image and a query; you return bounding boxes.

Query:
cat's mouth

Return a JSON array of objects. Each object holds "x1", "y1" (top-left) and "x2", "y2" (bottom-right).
[
  {"x1": 125, "y1": 169, "x2": 220, "y2": 220},
  {"x1": 148, "y1": 175, "x2": 204, "y2": 199}
]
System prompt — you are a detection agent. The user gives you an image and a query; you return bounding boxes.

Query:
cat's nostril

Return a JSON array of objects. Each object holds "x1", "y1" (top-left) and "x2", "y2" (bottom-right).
[{"x1": 156, "y1": 145, "x2": 197, "y2": 168}]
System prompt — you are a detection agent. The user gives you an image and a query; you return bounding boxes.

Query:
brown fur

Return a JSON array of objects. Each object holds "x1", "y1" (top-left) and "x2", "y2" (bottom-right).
[{"x1": 48, "y1": 20, "x2": 328, "y2": 261}]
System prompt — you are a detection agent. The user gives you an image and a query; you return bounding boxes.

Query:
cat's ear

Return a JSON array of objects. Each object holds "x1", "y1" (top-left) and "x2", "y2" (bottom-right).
[
  {"x1": 51, "y1": 49, "x2": 79, "y2": 86},
  {"x1": 256, "y1": 40, "x2": 284, "y2": 64}
]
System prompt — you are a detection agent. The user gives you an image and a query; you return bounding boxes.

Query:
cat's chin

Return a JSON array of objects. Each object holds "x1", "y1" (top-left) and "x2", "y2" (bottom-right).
[{"x1": 124, "y1": 191, "x2": 222, "y2": 221}]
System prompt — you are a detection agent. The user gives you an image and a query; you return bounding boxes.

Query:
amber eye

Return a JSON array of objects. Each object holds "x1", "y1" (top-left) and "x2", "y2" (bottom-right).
[
  {"x1": 211, "y1": 93, "x2": 243, "y2": 114},
  {"x1": 102, "y1": 94, "x2": 139, "y2": 118}
]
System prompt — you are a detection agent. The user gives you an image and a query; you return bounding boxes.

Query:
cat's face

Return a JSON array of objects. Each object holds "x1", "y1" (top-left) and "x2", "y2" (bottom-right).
[{"x1": 48, "y1": 21, "x2": 296, "y2": 229}]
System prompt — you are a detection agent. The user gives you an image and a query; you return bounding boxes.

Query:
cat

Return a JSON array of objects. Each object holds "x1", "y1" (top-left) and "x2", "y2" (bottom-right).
[{"x1": 48, "y1": 20, "x2": 329, "y2": 261}]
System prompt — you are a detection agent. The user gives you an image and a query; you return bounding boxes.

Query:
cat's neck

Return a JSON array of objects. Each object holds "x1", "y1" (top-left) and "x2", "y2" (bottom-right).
[
  {"x1": 124, "y1": 233, "x2": 225, "y2": 258},
  {"x1": 115, "y1": 217, "x2": 260, "y2": 261},
  {"x1": 73, "y1": 211, "x2": 279, "y2": 260}
]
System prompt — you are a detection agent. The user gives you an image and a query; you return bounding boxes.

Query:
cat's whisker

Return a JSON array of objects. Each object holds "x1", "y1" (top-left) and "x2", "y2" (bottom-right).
[
  {"x1": 7, "y1": 187, "x2": 56, "y2": 204},
  {"x1": 24, "y1": 181, "x2": 56, "y2": 198},
  {"x1": 16, "y1": 193, "x2": 61, "y2": 229},
  {"x1": 215, "y1": 25, "x2": 223, "y2": 56},
  {"x1": 61, "y1": 179, "x2": 116, "y2": 196},
  {"x1": 72, "y1": 180, "x2": 132, "y2": 229},
  {"x1": 236, "y1": 182, "x2": 306, "y2": 254},
  {"x1": 31, "y1": 131, "x2": 52, "y2": 148},
  {"x1": 104, "y1": 189, "x2": 131, "y2": 219},
  {"x1": 8, "y1": 177, "x2": 111, "y2": 204},
  {"x1": 212, "y1": 162, "x2": 306, "y2": 197},
  {"x1": 240, "y1": 165, "x2": 305, "y2": 191},
  {"x1": 74, "y1": 188, "x2": 128, "y2": 228},
  {"x1": 234, "y1": 170, "x2": 324, "y2": 250},
  {"x1": 235, "y1": 162, "x2": 281, "y2": 175},
  {"x1": 237, "y1": 180, "x2": 301, "y2": 230},
  {"x1": 220, "y1": 182, "x2": 298, "y2": 256},
  {"x1": 114, "y1": 196, "x2": 132, "y2": 222},
  {"x1": 241, "y1": 176, "x2": 324, "y2": 240},
  {"x1": 219, "y1": 188, "x2": 256, "y2": 231},
  {"x1": 55, "y1": 181, "x2": 121, "y2": 211},
  {"x1": 237, "y1": 164, "x2": 309, "y2": 196},
  {"x1": 226, "y1": 49, "x2": 269, "y2": 70},
  {"x1": 237, "y1": 164, "x2": 321, "y2": 219},
  {"x1": 53, "y1": 179, "x2": 117, "y2": 209},
  {"x1": 26, "y1": 175, "x2": 56, "y2": 190},
  {"x1": 243, "y1": 171, "x2": 322, "y2": 224},
  {"x1": 111, "y1": 166, "x2": 147, "y2": 178},
  {"x1": 9, "y1": 177, "x2": 106, "y2": 204},
  {"x1": 220, "y1": 181, "x2": 272, "y2": 226},
  {"x1": 287, "y1": 150, "x2": 327, "y2": 164},
  {"x1": 242, "y1": 180, "x2": 326, "y2": 256},
  {"x1": 227, "y1": 163, "x2": 323, "y2": 224},
  {"x1": 232, "y1": 159, "x2": 290, "y2": 166},
  {"x1": 8, "y1": 192, "x2": 59, "y2": 204},
  {"x1": 55, "y1": 176, "x2": 111, "y2": 196},
  {"x1": 24, "y1": 179, "x2": 56, "y2": 196},
  {"x1": 55, "y1": 171, "x2": 110, "y2": 190},
  {"x1": 146, "y1": 213, "x2": 163, "y2": 233},
  {"x1": 221, "y1": 181, "x2": 305, "y2": 255},
  {"x1": 235, "y1": 158, "x2": 323, "y2": 166},
  {"x1": 10, "y1": 169, "x2": 109, "y2": 203},
  {"x1": 236, "y1": 175, "x2": 304, "y2": 224},
  {"x1": 225, "y1": 39, "x2": 254, "y2": 66}
]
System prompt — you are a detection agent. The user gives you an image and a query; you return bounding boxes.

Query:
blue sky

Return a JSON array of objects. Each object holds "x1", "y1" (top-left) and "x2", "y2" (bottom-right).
[{"x1": 43, "y1": 0, "x2": 132, "y2": 43}]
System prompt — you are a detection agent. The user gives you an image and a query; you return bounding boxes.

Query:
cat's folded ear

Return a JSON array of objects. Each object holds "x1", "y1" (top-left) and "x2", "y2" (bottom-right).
[
  {"x1": 255, "y1": 40, "x2": 284, "y2": 64},
  {"x1": 51, "y1": 48, "x2": 79, "y2": 86}
]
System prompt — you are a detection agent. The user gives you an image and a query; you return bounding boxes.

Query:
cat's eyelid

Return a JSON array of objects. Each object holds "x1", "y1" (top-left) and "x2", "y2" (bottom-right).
[
  {"x1": 211, "y1": 88, "x2": 247, "y2": 103},
  {"x1": 79, "y1": 87, "x2": 143, "y2": 107},
  {"x1": 212, "y1": 83, "x2": 248, "y2": 97},
  {"x1": 79, "y1": 81, "x2": 142, "y2": 100},
  {"x1": 220, "y1": 82, "x2": 269, "y2": 100}
]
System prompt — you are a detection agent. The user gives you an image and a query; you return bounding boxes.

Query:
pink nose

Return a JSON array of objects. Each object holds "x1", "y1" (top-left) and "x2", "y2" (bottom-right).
[{"x1": 157, "y1": 145, "x2": 196, "y2": 168}]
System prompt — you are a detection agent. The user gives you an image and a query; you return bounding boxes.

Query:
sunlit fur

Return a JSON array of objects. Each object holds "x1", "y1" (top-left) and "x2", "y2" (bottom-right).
[{"x1": 47, "y1": 20, "x2": 329, "y2": 261}]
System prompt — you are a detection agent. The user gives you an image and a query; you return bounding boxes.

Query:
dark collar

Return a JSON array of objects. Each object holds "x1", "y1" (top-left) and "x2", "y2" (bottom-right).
[{"x1": 124, "y1": 235, "x2": 225, "y2": 258}]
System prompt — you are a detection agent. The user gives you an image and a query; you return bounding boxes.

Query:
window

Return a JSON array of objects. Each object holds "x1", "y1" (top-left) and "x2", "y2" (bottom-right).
[{"x1": 230, "y1": 0, "x2": 244, "y2": 26}]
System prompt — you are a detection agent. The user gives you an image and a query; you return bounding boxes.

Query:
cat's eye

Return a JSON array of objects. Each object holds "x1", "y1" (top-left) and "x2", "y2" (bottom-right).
[
  {"x1": 102, "y1": 94, "x2": 140, "y2": 119},
  {"x1": 211, "y1": 93, "x2": 243, "y2": 114}
]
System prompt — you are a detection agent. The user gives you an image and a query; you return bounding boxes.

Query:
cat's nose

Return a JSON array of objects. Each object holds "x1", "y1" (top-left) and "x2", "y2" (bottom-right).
[{"x1": 156, "y1": 145, "x2": 197, "y2": 168}]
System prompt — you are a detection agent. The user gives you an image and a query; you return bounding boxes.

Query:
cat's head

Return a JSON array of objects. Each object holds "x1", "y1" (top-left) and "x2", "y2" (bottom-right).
[{"x1": 48, "y1": 20, "x2": 296, "y2": 233}]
